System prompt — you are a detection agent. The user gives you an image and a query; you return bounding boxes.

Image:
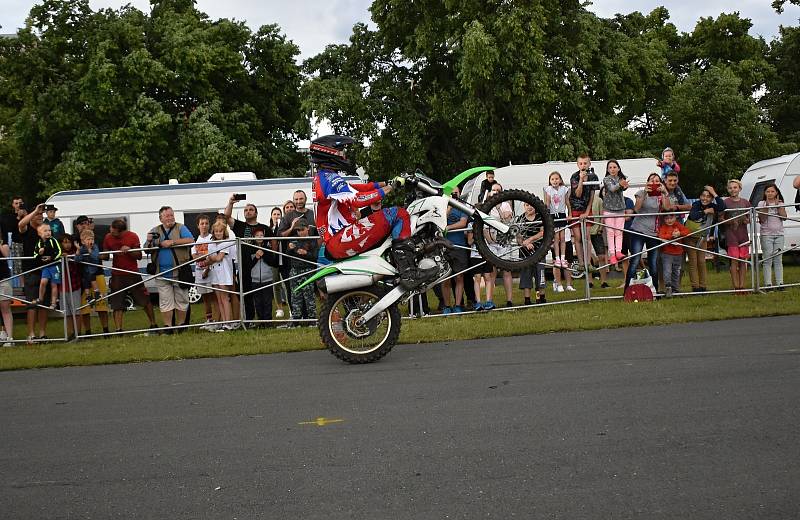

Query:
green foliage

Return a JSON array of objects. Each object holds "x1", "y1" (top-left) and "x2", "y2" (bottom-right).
[
  {"x1": 301, "y1": 3, "x2": 796, "y2": 189},
  {"x1": 0, "y1": 0, "x2": 307, "y2": 200},
  {"x1": 652, "y1": 66, "x2": 791, "y2": 195},
  {"x1": 762, "y1": 25, "x2": 800, "y2": 146}
]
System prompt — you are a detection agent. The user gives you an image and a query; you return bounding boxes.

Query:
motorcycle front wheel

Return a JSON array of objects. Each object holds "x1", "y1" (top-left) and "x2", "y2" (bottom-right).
[
  {"x1": 473, "y1": 189, "x2": 555, "y2": 272},
  {"x1": 319, "y1": 287, "x2": 401, "y2": 364}
]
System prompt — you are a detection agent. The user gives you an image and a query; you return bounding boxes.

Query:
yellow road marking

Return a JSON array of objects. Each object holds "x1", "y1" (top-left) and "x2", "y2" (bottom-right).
[{"x1": 298, "y1": 417, "x2": 345, "y2": 426}]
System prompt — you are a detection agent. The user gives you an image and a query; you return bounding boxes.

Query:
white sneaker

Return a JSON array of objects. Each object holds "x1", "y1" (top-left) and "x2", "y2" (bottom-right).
[
  {"x1": 554, "y1": 284, "x2": 564, "y2": 293},
  {"x1": 275, "y1": 309, "x2": 285, "y2": 318},
  {"x1": 0, "y1": 331, "x2": 6, "y2": 342},
  {"x1": 566, "y1": 285, "x2": 576, "y2": 292},
  {"x1": 200, "y1": 320, "x2": 216, "y2": 331}
]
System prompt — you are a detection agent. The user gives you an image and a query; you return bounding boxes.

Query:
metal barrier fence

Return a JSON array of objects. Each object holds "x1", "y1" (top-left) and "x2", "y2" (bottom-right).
[{"x1": 0, "y1": 205, "x2": 796, "y2": 343}]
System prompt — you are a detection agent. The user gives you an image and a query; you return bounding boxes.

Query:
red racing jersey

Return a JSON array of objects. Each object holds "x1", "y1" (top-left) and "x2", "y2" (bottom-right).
[{"x1": 312, "y1": 168, "x2": 386, "y2": 241}]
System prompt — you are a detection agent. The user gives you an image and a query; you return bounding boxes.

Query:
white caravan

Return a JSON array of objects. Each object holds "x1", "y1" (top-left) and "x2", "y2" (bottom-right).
[
  {"x1": 460, "y1": 158, "x2": 660, "y2": 205},
  {"x1": 44, "y1": 173, "x2": 334, "y2": 293},
  {"x1": 45, "y1": 172, "x2": 328, "y2": 247},
  {"x1": 740, "y1": 153, "x2": 800, "y2": 251}
]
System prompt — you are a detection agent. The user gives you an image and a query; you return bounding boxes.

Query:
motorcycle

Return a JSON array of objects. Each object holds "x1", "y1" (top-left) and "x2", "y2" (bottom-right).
[{"x1": 298, "y1": 167, "x2": 555, "y2": 364}]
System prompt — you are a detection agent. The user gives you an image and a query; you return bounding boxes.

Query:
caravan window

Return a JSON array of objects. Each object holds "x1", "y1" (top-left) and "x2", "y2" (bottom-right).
[
  {"x1": 184, "y1": 210, "x2": 223, "y2": 239},
  {"x1": 92, "y1": 216, "x2": 127, "y2": 251},
  {"x1": 749, "y1": 180, "x2": 777, "y2": 207}
]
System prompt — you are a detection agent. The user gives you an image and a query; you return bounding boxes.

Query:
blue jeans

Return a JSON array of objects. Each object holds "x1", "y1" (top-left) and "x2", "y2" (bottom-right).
[{"x1": 625, "y1": 234, "x2": 660, "y2": 291}]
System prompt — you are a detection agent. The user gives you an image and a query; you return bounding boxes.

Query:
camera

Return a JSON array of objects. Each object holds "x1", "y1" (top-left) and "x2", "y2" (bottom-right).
[{"x1": 233, "y1": 193, "x2": 247, "y2": 201}]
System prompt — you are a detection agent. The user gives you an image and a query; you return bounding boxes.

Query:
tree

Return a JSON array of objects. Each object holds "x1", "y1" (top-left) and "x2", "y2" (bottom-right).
[
  {"x1": 652, "y1": 66, "x2": 791, "y2": 194},
  {"x1": 0, "y1": 0, "x2": 307, "y2": 199},
  {"x1": 762, "y1": 25, "x2": 800, "y2": 145},
  {"x1": 772, "y1": 0, "x2": 800, "y2": 13}
]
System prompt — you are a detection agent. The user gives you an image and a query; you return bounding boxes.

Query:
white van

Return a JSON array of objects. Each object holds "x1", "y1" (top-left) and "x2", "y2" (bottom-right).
[
  {"x1": 740, "y1": 153, "x2": 800, "y2": 251},
  {"x1": 461, "y1": 158, "x2": 660, "y2": 205}
]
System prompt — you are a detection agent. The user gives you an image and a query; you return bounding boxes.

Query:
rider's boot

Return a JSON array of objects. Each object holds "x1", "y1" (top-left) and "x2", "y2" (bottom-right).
[{"x1": 391, "y1": 239, "x2": 439, "y2": 291}]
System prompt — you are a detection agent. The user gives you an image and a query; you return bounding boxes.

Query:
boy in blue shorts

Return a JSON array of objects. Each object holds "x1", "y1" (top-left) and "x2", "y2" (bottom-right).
[{"x1": 34, "y1": 222, "x2": 62, "y2": 309}]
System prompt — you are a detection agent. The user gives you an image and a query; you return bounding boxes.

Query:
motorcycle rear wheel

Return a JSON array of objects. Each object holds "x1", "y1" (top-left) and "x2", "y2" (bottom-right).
[
  {"x1": 319, "y1": 286, "x2": 401, "y2": 364},
  {"x1": 473, "y1": 189, "x2": 554, "y2": 272}
]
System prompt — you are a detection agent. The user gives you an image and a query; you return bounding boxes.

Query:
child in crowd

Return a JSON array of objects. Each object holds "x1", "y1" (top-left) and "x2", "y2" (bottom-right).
[
  {"x1": 43, "y1": 205, "x2": 64, "y2": 237},
  {"x1": 657, "y1": 147, "x2": 686, "y2": 202},
  {"x1": 589, "y1": 191, "x2": 609, "y2": 288},
  {"x1": 601, "y1": 160, "x2": 629, "y2": 265},
  {"x1": 477, "y1": 170, "x2": 498, "y2": 203},
  {"x1": 515, "y1": 202, "x2": 546, "y2": 305},
  {"x1": 207, "y1": 220, "x2": 236, "y2": 331},
  {"x1": 757, "y1": 183, "x2": 787, "y2": 289},
  {"x1": 657, "y1": 213, "x2": 690, "y2": 297},
  {"x1": 723, "y1": 179, "x2": 752, "y2": 292},
  {"x1": 78, "y1": 229, "x2": 102, "y2": 306},
  {"x1": 34, "y1": 222, "x2": 62, "y2": 309},
  {"x1": 250, "y1": 226, "x2": 278, "y2": 324},
  {"x1": 543, "y1": 171, "x2": 570, "y2": 267},
  {"x1": 685, "y1": 185, "x2": 725, "y2": 292},
  {"x1": 657, "y1": 147, "x2": 681, "y2": 176},
  {"x1": 191, "y1": 214, "x2": 217, "y2": 329},
  {"x1": 287, "y1": 218, "x2": 318, "y2": 325}
]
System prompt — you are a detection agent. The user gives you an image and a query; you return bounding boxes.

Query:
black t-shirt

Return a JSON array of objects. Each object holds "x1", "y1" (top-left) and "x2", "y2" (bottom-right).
[
  {"x1": 478, "y1": 179, "x2": 498, "y2": 203},
  {"x1": 513, "y1": 214, "x2": 543, "y2": 258},
  {"x1": 569, "y1": 170, "x2": 599, "y2": 212},
  {"x1": 19, "y1": 225, "x2": 41, "y2": 271}
]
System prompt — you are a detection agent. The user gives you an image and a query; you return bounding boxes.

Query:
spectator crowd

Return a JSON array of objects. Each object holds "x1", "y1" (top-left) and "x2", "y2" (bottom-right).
[{"x1": 0, "y1": 151, "x2": 797, "y2": 345}]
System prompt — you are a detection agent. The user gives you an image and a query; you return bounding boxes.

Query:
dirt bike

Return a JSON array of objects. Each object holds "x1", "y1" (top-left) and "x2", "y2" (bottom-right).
[{"x1": 299, "y1": 167, "x2": 555, "y2": 364}]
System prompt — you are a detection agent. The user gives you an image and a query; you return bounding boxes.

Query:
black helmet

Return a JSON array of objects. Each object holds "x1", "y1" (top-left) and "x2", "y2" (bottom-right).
[{"x1": 309, "y1": 135, "x2": 356, "y2": 174}]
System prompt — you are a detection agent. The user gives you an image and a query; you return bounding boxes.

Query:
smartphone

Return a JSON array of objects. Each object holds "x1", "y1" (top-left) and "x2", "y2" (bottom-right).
[{"x1": 233, "y1": 193, "x2": 247, "y2": 201}]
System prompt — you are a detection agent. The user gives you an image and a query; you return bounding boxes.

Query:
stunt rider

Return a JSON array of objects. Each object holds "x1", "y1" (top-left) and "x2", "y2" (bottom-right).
[{"x1": 310, "y1": 135, "x2": 438, "y2": 290}]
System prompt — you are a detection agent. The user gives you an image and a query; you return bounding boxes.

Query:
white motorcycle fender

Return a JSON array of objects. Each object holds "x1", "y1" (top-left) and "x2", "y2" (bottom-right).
[{"x1": 408, "y1": 196, "x2": 448, "y2": 234}]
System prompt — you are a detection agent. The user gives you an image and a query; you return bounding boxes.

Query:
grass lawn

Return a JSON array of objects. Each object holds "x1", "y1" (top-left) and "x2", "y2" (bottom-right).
[{"x1": 1, "y1": 263, "x2": 798, "y2": 371}]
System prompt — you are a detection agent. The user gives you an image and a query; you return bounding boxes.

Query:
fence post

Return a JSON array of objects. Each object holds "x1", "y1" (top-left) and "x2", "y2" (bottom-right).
[
  {"x1": 64, "y1": 254, "x2": 80, "y2": 341},
  {"x1": 581, "y1": 217, "x2": 591, "y2": 301},
  {"x1": 750, "y1": 207, "x2": 759, "y2": 293},
  {"x1": 61, "y1": 256, "x2": 69, "y2": 342},
  {"x1": 237, "y1": 237, "x2": 246, "y2": 330}
]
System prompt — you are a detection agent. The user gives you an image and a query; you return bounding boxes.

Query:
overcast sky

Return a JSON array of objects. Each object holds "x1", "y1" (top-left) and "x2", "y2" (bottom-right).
[{"x1": 2, "y1": 1, "x2": 799, "y2": 60}]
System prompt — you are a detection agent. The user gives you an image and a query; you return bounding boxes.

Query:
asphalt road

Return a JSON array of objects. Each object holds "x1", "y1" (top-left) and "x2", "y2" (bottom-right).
[{"x1": 1, "y1": 315, "x2": 798, "y2": 519}]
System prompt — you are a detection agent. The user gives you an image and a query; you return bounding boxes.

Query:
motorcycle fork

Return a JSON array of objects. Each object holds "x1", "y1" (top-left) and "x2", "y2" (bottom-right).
[{"x1": 359, "y1": 285, "x2": 406, "y2": 324}]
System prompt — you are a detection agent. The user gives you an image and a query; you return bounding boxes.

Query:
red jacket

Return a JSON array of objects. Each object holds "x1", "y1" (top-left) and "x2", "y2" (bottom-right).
[
  {"x1": 312, "y1": 168, "x2": 385, "y2": 241},
  {"x1": 658, "y1": 221, "x2": 690, "y2": 255}
]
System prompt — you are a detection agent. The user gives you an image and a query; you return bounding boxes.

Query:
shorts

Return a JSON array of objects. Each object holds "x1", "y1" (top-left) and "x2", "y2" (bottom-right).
[
  {"x1": 155, "y1": 277, "x2": 189, "y2": 313},
  {"x1": 109, "y1": 273, "x2": 151, "y2": 311},
  {"x1": 24, "y1": 272, "x2": 47, "y2": 303},
  {"x1": 519, "y1": 263, "x2": 545, "y2": 290},
  {"x1": 446, "y1": 248, "x2": 470, "y2": 274},
  {"x1": 727, "y1": 245, "x2": 750, "y2": 260},
  {"x1": 468, "y1": 256, "x2": 492, "y2": 275},
  {"x1": 621, "y1": 231, "x2": 631, "y2": 255},
  {"x1": 61, "y1": 289, "x2": 81, "y2": 317},
  {"x1": 41, "y1": 264, "x2": 62, "y2": 284},
  {"x1": 80, "y1": 274, "x2": 109, "y2": 315},
  {"x1": 0, "y1": 279, "x2": 12, "y2": 302},
  {"x1": 569, "y1": 209, "x2": 587, "y2": 231},
  {"x1": 590, "y1": 233, "x2": 606, "y2": 256},
  {"x1": 552, "y1": 212, "x2": 568, "y2": 228}
]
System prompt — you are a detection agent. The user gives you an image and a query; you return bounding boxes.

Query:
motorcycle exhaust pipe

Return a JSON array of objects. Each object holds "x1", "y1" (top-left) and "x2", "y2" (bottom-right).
[{"x1": 320, "y1": 273, "x2": 384, "y2": 293}]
